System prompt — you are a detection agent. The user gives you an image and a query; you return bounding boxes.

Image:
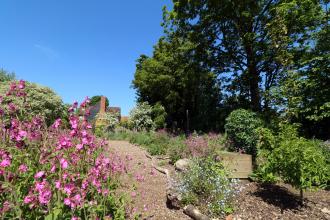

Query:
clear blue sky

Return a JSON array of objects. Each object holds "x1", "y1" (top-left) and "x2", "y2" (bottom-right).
[{"x1": 0, "y1": 0, "x2": 171, "y2": 115}]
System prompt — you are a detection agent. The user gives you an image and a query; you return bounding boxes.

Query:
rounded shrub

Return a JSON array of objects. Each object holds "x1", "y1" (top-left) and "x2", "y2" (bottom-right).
[
  {"x1": 0, "y1": 80, "x2": 67, "y2": 126},
  {"x1": 225, "y1": 109, "x2": 263, "y2": 155}
]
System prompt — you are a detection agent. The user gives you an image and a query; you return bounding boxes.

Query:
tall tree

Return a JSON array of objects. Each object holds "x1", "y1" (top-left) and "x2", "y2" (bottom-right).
[
  {"x1": 166, "y1": 0, "x2": 324, "y2": 112},
  {"x1": 133, "y1": 35, "x2": 220, "y2": 131}
]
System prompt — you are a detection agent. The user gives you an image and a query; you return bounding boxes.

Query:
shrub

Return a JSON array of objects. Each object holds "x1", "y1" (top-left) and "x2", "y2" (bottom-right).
[
  {"x1": 0, "y1": 80, "x2": 67, "y2": 126},
  {"x1": 151, "y1": 102, "x2": 167, "y2": 129},
  {"x1": 225, "y1": 109, "x2": 263, "y2": 155},
  {"x1": 177, "y1": 157, "x2": 239, "y2": 217},
  {"x1": 129, "y1": 102, "x2": 155, "y2": 131},
  {"x1": 256, "y1": 124, "x2": 330, "y2": 201},
  {"x1": 96, "y1": 111, "x2": 119, "y2": 132},
  {"x1": 0, "y1": 81, "x2": 126, "y2": 219}
]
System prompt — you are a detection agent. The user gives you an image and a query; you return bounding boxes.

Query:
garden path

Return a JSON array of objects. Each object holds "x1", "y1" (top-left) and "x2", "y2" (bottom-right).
[{"x1": 108, "y1": 140, "x2": 190, "y2": 220}]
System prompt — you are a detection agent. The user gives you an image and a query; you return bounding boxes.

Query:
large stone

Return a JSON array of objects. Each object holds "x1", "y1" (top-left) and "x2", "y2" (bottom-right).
[{"x1": 174, "y1": 158, "x2": 191, "y2": 172}]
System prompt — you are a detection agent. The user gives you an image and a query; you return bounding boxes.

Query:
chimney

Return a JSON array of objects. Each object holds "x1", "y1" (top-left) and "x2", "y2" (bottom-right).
[{"x1": 100, "y1": 96, "x2": 106, "y2": 113}]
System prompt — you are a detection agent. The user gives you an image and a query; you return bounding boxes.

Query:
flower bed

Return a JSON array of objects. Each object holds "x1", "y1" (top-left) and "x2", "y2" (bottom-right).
[{"x1": 0, "y1": 80, "x2": 126, "y2": 219}]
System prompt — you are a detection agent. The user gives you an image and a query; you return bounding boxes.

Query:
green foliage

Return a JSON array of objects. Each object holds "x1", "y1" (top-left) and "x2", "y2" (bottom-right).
[
  {"x1": 225, "y1": 109, "x2": 263, "y2": 155},
  {"x1": 151, "y1": 102, "x2": 167, "y2": 129},
  {"x1": 129, "y1": 102, "x2": 155, "y2": 131},
  {"x1": 167, "y1": 135, "x2": 187, "y2": 163},
  {"x1": 128, "y1": 131, "x2": 172, "y2": 155},
  {"x1": 0, "y1": 69, "x2": 15, "y2": 82},
  {"x1": 90, "y1": 95, "x2": 109, "y2": 107},
  {"x1": 255, "y1": 124, "x2": 330, "y2": 195},
  {"x1": 177, "y1": 157, "x2": 238, "y2": 217},
  {"x1": 279, "y1": 24, "x2": 330, "y2": 139},
  {"x1": 0, "y1": 81, "x2": 67, "y2": 126},
  {"x1": 96, "y1": 111, "x2": 119, "y2": 132},
  {"x1": 133, "y1": 36, "x2": 220, "y2": 131}
]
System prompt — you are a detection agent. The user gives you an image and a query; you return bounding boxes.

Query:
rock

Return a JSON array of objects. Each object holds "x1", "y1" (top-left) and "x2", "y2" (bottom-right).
[
  {"x1": 183, "y1": 205, "x2": 210, "y2": 220},
  {"x1": 321, "y1": 207, "x2": 330, "y2": 215},
  {"x1": 166, "y1": 191, "x2": 182, "y2": 209},
  {"x1": 226, "y1": 214, "x2": 233, "y2": 220},
  {"x1": 174, "y1": 158, "x2": 191, "y2": 172}
]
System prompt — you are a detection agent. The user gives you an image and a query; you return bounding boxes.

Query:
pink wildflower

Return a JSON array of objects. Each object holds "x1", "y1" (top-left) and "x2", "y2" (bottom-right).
[
  {"x1": 18, "y1": 80, "x2": 25, "y2": 89},
  {"x1": 18, "y1": 164, "x2": 28, "y2": 173},
  {"x1": 34, "y1": 171, "x2": 45, "y2": 179},
  {"x1": 0, "y1": 159, "x2": 11, "y2": 168},
  {"x1": 23, "y1": 195, "x2": 35, "y2": 204},
  {"x1": 60, "y1": 158, "x2": 69, "y2": 169},
  {"x1": 52, "y1": 118, "x2": 62, "y2": 129},
  {"x1": 76, "y1": 144, "x2": 83, "y2": 150}
]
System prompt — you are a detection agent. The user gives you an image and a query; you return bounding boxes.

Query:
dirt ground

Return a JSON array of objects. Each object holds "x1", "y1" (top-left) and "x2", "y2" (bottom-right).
[
  {"x1": 108, "y1": 140, "x2": 330, "y2": 220},
  {"x1": 108, "y1": 140, "x2": 189, "y2": 220}
]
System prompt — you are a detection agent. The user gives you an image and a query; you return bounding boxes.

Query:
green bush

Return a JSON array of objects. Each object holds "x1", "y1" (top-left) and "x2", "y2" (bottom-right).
[
  {"x1": 0, "y1": 81, "x2": 67, "y2": 126},
  {"x1": 151, "y1": 102, "x2": 167, "y2": 129},
  {"x1": 177, "y1": 157, "x2": 239, "y2": 217},
  {"x1": 255, "y1": 124, "x2": 330, "y2": 200},
  {"x1": 225, "y1": 109, "x2": 263, "y2": 155}
]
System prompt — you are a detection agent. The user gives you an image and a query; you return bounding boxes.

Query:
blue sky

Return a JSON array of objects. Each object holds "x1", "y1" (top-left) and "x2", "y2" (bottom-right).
[{"x1": 0, "y1": 0, "x2": 171, "y2": 115}]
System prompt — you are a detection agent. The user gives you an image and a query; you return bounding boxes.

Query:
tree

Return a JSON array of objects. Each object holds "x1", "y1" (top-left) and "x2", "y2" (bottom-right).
[
  {"x1": 90, "y1": 95, "x2": 109, "y2": 107},
  {"x1": 166, "y1": 0, "x2": 324, "y2": 113},
  {"x1": 133, "y1": 35, "x2": 221, "y2": 131},
  {"x1": 279, "y1": 7, "x2": 330, "y2": 139}
]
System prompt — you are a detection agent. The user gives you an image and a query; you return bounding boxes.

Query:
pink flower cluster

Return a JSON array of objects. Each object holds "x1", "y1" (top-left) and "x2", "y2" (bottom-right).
[
  {"x1": 0, "y1": 80, "x2": 126, "y2": 218},
  {"x1": 185, "y1": 135, "x2": 210, "y2": 157}
]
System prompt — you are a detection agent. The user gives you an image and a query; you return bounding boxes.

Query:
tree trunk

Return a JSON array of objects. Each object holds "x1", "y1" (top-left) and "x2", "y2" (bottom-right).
[{"x1": 246, "y1": 45, "x2": 261, "y2": 112}]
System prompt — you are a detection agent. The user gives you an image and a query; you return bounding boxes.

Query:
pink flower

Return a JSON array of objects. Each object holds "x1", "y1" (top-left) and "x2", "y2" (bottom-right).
[
  {"x1": 64, "y1": 198, "x2": 71, "y2": 206},
  {"x1": 18, "y1": 164, "x2": 28, "y2": 173},
  {"x1": 18, "y1": 130, "x2": 27, "y2": 139},
  {"x1": 35, "y1": 181, "x2": 46, "y2": 191},
  {"x1": 38, "y1": 189, "x2": 51, "y2": 204},
  {"x1": 71, "y1": 217, "x2": 80, "y2": 220},
  {"x1": 81, "y1": 130, "x2": 88, "y2": 137},
  {"x1": 8, "y1": 102, "x2": 16, "y2": 112},
  {"x1": 135, "y1": 173, "x2": 145, "y2": 182},
  {"x1": 60, "y1": 158, "x2": 69, "y2": 169},
  {"x1": 131, "y1": 192, "x2": 137, "y2": 197},
  {"x1": 0, "y1": 159, "x2": 11, "y2": 168},
  {"x1": 52, "y1": 118, "x2": 62, "y2": 129},
  {"x1": 34, "y1": 171, "x2": 45, "y2": 179},
  {"x1": 18, "y1": 80, "x2": 25, "y2": 89},
  {"x1": 63, "y1": 183, "x2": 75, "y2": 195},
  {"x1": 76, "y1": 144, "x2": 84, "y2": 150},
  {"x1": 55, "y1": 180, "x2": 61, "y2": 189},
  {"x1": 23, "y1": 195, "x2": 34, "y2": 204},
  {"x1": 50, "y1": 165, "x2": 56, "y2": 173},
  {"x1": 1, "y1": 201, "x2": 11, "y2": 213}
]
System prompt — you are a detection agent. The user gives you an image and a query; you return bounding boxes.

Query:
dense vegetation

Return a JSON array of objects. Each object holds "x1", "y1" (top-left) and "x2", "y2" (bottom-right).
[
  {"x1": 0, "y1": 79, "x2": 126, "y2": 219},
  {"x1": 133, "y1": 0, "x2": 330, "y2": 140}
]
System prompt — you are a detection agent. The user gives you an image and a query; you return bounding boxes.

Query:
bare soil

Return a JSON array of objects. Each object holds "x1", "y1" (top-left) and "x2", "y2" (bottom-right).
[{"x1": 108, "y1": 140, "x2": 189, "y2": 220}]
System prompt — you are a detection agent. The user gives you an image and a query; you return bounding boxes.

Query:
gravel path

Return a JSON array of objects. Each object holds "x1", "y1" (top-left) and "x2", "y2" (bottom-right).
[{"x1": 108, "y1": 140, "x2": 190, "y2": 220}]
